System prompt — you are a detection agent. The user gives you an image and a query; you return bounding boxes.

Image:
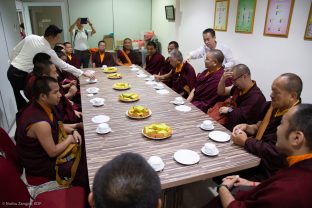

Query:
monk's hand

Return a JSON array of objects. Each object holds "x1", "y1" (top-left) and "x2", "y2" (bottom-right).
[
  {"x1": 222, "y1": 175, "x2": 239, "y2": 190},
  {"x1": 68, "y1": 85, "x2": 78, "y2": 97},
  {"x1": 233, "y1": 124, "x2": 247, "y2": 134},
  {"x1": 221, "y1": 71, "x2": 233, "y2": 82},
  {"x1": 70, "y1": 80, "x2": 77, "y2": 86},
  {"x1": 72, "y1": 130, "x2": 82, "y2": 145},
  {"x1": 154, "y1": 74, "x2": 161, "y2": 81},
  {"x1": 74, "y1": 110, "x2": 82, "y2": 118},
  {"x1": 233, "y1": 177, "x2": 254, "y2": 187},
  {"x1": 219, "y1": 106, "x2": 230, "y2": 114},
  {"x1": 231, "y1": 130, "x2": 247, "y2": 146},
  {"x1": 183, "y1": 55, "x2": 191, "y2": 63}
]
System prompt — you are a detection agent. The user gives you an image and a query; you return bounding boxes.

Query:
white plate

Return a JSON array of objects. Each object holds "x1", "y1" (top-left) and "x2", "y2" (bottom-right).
[
  {"x1": 146, "y1": 81, "x2": 157, "y2": 85},
  {"x1": 89, "y1": 98, "x2": 105, "y2": 103},
  {"x1": 174, "y1": 149, "x2": 200, "y2": 165},
  {"x1": 85, "y1": 70, "x2": 95, "y2": 74},
  {"x1": 201, "y1": 147, "x2": 219, "y2": 156},
  {"x1": 208, "y1": 131, "x2": 231, "y2": 142},
  {"x1": 96, "y1": 127, "x2": 111, "y2": 134},
  {"x1": 156, "y1": 89, "x2": 169, "y2": 95},
  {"x1": 170, "y1": 100, "x2": 185, "y2": 105},
  {"x1": 175, "y1": 105, "x2": 191, "y2": 112},
  {"x1": 137, "y1": 74, "x2": 147, "y2": 78},
  {"x1": 86, "y1": 87, "x2": 99, "y2": 94},
  {"x1": 91, "y1": 115, "x2": 110, "y2": 123},
  {"x1": 87, "y1": 94, "x2": 94, "y2": 97},
  {"x1": 131, "y1": 67, "x2": 139, "y2": 71},
  {"x1": 86, "y1": 78, "x2": 97, "y2": 83},
  {"x1": 200, "y1": 124, "x2": 215, "y2": 131}
]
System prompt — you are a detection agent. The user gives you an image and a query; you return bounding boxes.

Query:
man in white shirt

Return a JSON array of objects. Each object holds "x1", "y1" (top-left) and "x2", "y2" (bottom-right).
[
  {"x1": 69, "y1": 18, "x2": 96, "y2": 68},
  {"x1": 7, "y1": 24, "x2": 94, "y2": 110},
  {"x1": 185, "y1": 28, "x2": 235, "y2": 70}
]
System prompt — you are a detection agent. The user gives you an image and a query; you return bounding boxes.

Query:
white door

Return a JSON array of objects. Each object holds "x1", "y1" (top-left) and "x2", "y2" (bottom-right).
[{"x1": 23, "y1": 2, "x2": 69, "y2": 42}]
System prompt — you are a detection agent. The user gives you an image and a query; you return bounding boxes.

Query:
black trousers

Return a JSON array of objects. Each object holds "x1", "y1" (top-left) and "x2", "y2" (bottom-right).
[
  {"x1": 7, "y1": 65, "x2": 28, "y2": 111},
  {"x1": 74, "y1": 50, "x2": 90, "y2": 68}
]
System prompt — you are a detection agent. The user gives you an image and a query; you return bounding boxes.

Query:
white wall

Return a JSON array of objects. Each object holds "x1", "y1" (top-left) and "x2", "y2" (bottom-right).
[
  {"x1": 67, "y1": 0, "x2": 152, "y2": 48},
  {"x1": 152, "y1": 0, "x2": 312, "y2": 103}
]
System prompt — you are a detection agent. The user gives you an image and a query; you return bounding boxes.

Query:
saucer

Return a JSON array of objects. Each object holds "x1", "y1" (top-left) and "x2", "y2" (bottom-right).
[
  {"x1": 146, "y1": 81, "x2": 157, "y2": 85},
  {"x1": 86, "y1": 78, "x2": 97, "y2": 83},
  {"x1": 90, "y1": 98, "x2": 105, "y2": 106},
  {"x1": 154, "y1": 85, "x2": 165, "y2": 90},
  {"x1": 91, "y1": 115, "x2": 110, "y2": 123},
  {"x1": 208, "y1": 131, "x2": 231, "y2": 142},
  {"x1": 174, "y1": 149, "x2": 200, "y2": 165},
  {"x1": 201, "y1": 147, "x2": 219, "y2": 156},
  {"x1": 199, "y1": 124, "x2": 215, "y2": 131},
  {"x1": 156, "y1": 89, "x2": 169, "y2": 95},
  {"x1": 96, "y1": 127, "x2": 111, "y2": 134},
  {"x1": 131, "y1": 67, "x2": 139, "y2": 72},
  {"x1": 175, "y1": 105, "x2": 191, "y2": 112}
]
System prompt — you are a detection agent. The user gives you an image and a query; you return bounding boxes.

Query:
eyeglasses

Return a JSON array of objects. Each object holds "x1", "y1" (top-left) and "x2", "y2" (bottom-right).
[{"x1": 232, "y1": 73, "x2": 245, "y2": 82}]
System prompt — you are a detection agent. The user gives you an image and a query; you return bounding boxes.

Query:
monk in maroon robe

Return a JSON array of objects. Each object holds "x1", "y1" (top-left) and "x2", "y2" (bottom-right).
[
  {"x1": 145, "y1": 41, "x2": 165, "y2": 75},
  {"x1": 92, "y1": 40, "x2": 115, "y2": 67},
  {"x1": 16, "y1": 77, "x2": 89, "y2": 193},
  {"x1": 116, "y1": 38, "x2": 141, "y2": 66},
  {"x1": 64, "y1": 42, "x2": 81, "y2": 69},
  {"x1": 213, "y1": 64, "x2": 266, "y2": 131},
  {"x1": 231, "y1": 73, "x2": 302, "y2": 181},
  {"x1": 187, "y1": 49, "x2": 231, "y2": 113},
  {"x1": 207, "y1": 104, "x2": 312, "y2": 208},
  {"x1": 155, "y1": 49, "x2": 196, "y2": 98}
]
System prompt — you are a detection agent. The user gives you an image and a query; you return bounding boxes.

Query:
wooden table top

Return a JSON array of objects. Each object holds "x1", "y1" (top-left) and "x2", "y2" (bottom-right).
[{"x1": 80, "y1": 66, "x2": 260, "y2": 189}]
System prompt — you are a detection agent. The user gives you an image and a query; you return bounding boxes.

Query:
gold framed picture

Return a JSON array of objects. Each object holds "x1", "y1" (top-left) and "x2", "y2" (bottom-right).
[
  {"x1": 214, "y1": 0, "x2": 230, "y2": 31},
  {"x1": 263, "y1": 0, "x2": 295, "y2": 38},
  {"x1": 304, "y1": 2, "x2": 312, "y2": 40},
  {"x1": 235, "y1": 0, "x2": 257, "y2": 33}
]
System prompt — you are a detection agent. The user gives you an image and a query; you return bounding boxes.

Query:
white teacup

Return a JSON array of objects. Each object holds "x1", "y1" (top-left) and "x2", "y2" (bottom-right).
[
  {"x1": 202, "y1": 120, "x2": 213, "y2": 129},
  {"x1": 93, "y1": 98, "x2": 103, "y2": 105},
  {"x1": 137, "y1": 70, "x2": 144, "y2": 74},
  {"x1": 148, "y1": 156, "x2": 163, "y2": 170},
  {"x1": 204, "y1": 143, "x2": 217, "y2": 154},
  {"x1": 102, "y1": 65, "x2": 107, "y2": 69},
  {"x1": 174, "y1": 97, "x2": 183, "y2": 104},
  {"x1": 149, "y1": 75, "x2": 155, "y2": 81},
  {"x1": 131, "y1": 64, "x2": 136, "y2": 68},
  {"x1": 97, "y1": 123, "x2": 110, "y2": 133}
]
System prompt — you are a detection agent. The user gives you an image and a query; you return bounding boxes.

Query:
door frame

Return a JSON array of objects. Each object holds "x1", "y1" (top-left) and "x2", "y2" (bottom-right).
[{"x1": 23, "y1": 2, "x2": 69, "y2": 41}]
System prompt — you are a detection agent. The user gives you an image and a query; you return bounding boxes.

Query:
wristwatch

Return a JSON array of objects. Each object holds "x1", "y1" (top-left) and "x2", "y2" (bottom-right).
[{"x1": 217, "y1": 184, "x2": 230, "y2": 192}]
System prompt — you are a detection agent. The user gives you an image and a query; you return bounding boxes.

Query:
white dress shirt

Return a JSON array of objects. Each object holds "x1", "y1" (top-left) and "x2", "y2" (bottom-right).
[
  {"x1": 73, "y1": 29, "x2": 91, "y2": 51},
  {"x1": 10, "y1": 35, "x2": 83, "y2": 77},
  {"x1": 189, "y1": 42, "x2": 235, "y2": 69}
]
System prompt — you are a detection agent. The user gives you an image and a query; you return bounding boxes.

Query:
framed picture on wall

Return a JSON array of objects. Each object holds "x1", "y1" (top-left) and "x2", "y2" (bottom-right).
[
  {"x1": 263, "y1": 0, "x2": 295, "y2": 37},
  {"x1": 304, "y1": 3, "x2": 312, "y2": 40},
  {"x1": 165, "y1": 5, "x2": 175, "y2": 21},
  {"x1": 214, "y1": 0, "x2": 230, "y2": 31},
  {"x1": 235, "y1": 0, "x2": 257, "y2": 33}
]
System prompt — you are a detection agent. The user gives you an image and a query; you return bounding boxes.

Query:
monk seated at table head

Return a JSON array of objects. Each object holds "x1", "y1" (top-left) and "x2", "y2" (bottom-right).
[
  {"x1": 116, "y1": 38, "x2": 142, "y2": 66},
  {"x1": 208, "y1": 104, "x2": 312, "y2": 208},
  {"x1": 92, "y1": 40, "x2": 115, "y2": 68},
  {"x1": 16, "y1": 76, "x2": 89, "y2": 191},
  {"x1": 187, "y1": 49, "x2": 231, "y2": 112},
  {"x1": 25, "y1": 59, "x2": 82, "y2": 124},
  {"x1": 88, "y1": 152, "x2": 162, "y2": 208},
  {"x1": 145, "y1": 41, "x2": 165, "y2": 75},
  {"x1": 159, "y1": 41, "x2": 179, "y2": 76},
  {"x1": 155, "y1": 49, "x2": 196, "y2": 98},
  {"x1": 63, "y1": 42, "x2": 81, "y2": 69},
  {"x1": 209, "y1": 64, "x2": 266, "y2": 130},
  {"x1": 231, "y1": 73, "x2": 302, "y2": 181}
]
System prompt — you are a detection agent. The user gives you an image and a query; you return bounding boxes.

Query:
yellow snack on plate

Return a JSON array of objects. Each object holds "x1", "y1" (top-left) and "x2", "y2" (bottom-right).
[{"x1": 143, "y1": 123, "x2": 173, "y2": 139}]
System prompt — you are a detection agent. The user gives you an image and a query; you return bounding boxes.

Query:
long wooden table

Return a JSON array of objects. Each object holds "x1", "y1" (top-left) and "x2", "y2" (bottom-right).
[{"x1": 80, "y1": 66, "x2": 260, "y2": 189}]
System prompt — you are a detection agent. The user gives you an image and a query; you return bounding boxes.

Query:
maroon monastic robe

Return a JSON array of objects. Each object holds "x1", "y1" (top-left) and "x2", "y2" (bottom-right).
[
  {"x1": 171, "y1": 62, "x2": 196, "y2": 98},
  {"x1": 15, "y1": 101, "x2": 89, "y2": 192},
  {"x1": 24, "y1": 73, "x2": 80, "y2": 124},
  {"x1": 66, "y1": 53, "x2": 81, "y2": 69},
  {"x1": 92, "y1": 51, "x2": 115, "y2": 67},
  {"x1": 160, "y1": 57, "x2": 173, "y2": 75},
  {"x1": 224, "y1": 83, "x2": 266, "y2": 130},
  {"x1": 145, "y1": 52, "x2": 165, "y2": 75},
  {"x1": 192, "y1": 67, "x2": 230, "y2": 112},
  {"x1": 117, "y1": 49, "x2": 142, "y2": 66}
]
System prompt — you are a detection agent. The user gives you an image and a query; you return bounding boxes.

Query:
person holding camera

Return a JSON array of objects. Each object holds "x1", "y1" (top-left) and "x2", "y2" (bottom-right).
[{"x1": 69, "y1": 18, "x2": 96, "y2": 68}]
